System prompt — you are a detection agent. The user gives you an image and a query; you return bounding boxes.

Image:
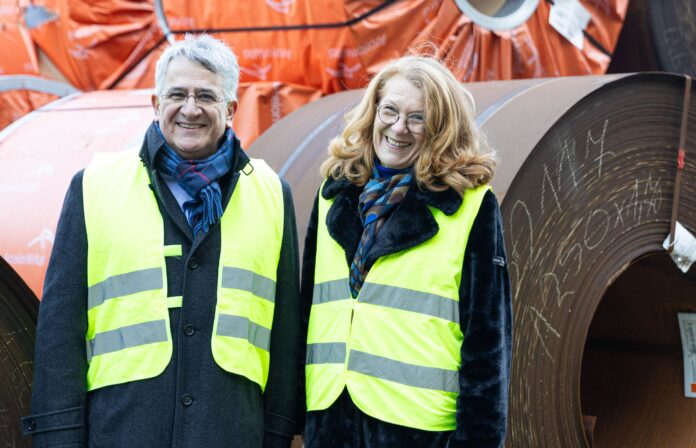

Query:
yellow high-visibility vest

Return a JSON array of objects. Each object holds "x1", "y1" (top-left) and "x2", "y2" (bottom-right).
[
  {"x1": 83, "y1": 148, "x2": 283, "y2": 391},
  {"x1": 306, "y1": 181, "x2": 489, "y2": 431}
]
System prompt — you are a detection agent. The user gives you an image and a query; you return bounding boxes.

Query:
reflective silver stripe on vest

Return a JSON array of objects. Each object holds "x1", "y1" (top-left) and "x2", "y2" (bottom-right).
[
  {"x1": 306, "y1": 342, "x2": 346, "y2": 364},
  {"x1": 347, "y1": 350, "x2": 459, "y2": 393},
  {"x1": 216, "y1": 314, "x2": 271, "y2": 351},
  {"x1": 88, "y1": 268, "x2": 163, "y2": 310},
  {"x1": 359, "y1": 283, "x2": 459, "y2": 324},
  {"x1": 86, "y1": 319, "x2": 168, "y2": 363},
  {"x1": 312, "y1": 279, "x2": 351, "y2": 304},
  {"x1": 221, "y1": 267, "x2": 276, "y2": 303}
]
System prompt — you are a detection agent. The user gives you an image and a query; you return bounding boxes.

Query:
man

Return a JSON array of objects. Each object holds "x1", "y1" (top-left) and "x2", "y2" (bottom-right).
[{"x1": 22, "y1": 34, "x2": 300, "y2": 447}]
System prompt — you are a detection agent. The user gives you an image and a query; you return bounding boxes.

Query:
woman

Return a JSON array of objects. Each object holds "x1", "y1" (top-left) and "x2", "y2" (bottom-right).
[{"x1": 301, "y1": 56, "x2": 512, "y2": 447}]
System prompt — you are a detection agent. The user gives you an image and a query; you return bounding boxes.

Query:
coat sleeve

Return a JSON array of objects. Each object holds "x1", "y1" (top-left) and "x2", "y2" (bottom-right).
[
  {"x1": 449, "y1": 190, "x2": 512, "y2": 448},
  {"x1": 263, "y1": 179, "x2": 301, "y2": 448},
  {"x1": 22, "y1": 172, "x2": 88, "y2": 447}
]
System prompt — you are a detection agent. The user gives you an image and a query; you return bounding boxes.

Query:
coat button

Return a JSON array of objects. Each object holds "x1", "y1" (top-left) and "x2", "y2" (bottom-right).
[
  {"x1": 188, "y1": 259, "x2": 198, "y2": 269},
  {"x1": 25, "y1": 420, "x2": 36, "y2": 432},
  {"x1": 183, "y1": 324, "x2": 195, "y2": 336},
  {"x1": 181, "y1": 394, "x2": 193, "y2": 406}
]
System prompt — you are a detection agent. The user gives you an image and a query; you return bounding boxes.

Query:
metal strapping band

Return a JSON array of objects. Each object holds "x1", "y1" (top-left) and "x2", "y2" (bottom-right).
[
  {"x1": 88, "y1": 268, "x2": 163, "y2": 310},
  {"x1": 306, "y1": 342, "x2": 346, "y2": 364},
  {"x1": 347, "y1": 350, "x2": 459, "y2": 394},
  {"x1": 668, "y1": 75, "x2": 692, "y2": 251},
  {"x1": 359, "y1": 283, "x2": 459, "y2": 324},
  {"x1": 312, "y1": 279, "x2": 351, "y2": 304},
  {"x1": 86, "y1": 319, "x2": 168, "y2": 362},
  {"x1": 221, "y1": 267, "x2": 276, "y2": 303},
  {"x1": 216, "y1": 314, "x2": 271, "y2": 351}
]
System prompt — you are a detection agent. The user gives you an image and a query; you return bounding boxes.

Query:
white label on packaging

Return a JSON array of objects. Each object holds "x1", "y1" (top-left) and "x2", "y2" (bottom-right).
[
  {"x1": 662, "y1": 221, "x2": 696, "y2": 273},
  {"x1": 549, "y1": 0, "x2": 591, "y2": 51},
  {"x1": 678, "y1": 313, "x2": 696, "y2": 398}
]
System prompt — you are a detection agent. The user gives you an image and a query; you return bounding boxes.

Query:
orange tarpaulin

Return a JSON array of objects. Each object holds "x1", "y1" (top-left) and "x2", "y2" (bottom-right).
[
  {"x1": 0, "y1": 1, "x2": 39, "y2": 76},
  {"x1": 112, "y1": 0, "x2": 628, "y2": 90},
  {"x1": 236, "y1": 82, "x2": 323, "y2": 145},
  {"x1": 3, "y1": 0, "x2": 629, "y2": 91},
  {"x1": 0, "y1": 89, "x2": 57, "y2": 129},
  {"x1": 28, "y1": 0, "x2": 158, "y2": 91},
  {"x1": 1, "y1": 1, "x2": 628, "y2": 136}
]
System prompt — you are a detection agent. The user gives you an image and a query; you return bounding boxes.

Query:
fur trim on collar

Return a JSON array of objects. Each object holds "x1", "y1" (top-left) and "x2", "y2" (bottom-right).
[{"x1": 321, "y1": 176, "x2": 463, "y2": 267}]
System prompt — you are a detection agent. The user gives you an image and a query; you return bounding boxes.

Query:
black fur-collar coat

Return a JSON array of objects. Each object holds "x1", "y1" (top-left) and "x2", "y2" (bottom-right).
[{"x1": 300, "y1": 176, "x2": 512, "y2": 448}]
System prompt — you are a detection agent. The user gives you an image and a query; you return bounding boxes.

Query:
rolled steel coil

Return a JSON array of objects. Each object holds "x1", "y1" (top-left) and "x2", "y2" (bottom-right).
[
  {"x1": 0, "y1": 257, "x2": 38, "y2": 447},
  {"x1": 609, "y1": 0, "x2": 696, "y2": 76}
]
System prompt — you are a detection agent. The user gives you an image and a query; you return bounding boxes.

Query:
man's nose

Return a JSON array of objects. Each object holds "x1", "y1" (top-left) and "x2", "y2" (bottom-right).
[{"x1": 180, "y1": 96, "x2": 202, "y2": 114}]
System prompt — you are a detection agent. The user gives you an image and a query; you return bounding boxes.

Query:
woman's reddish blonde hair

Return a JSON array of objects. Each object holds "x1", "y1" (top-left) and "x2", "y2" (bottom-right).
[{"x1": 321, "y1": 55, "x2": 497, "y2": 193}]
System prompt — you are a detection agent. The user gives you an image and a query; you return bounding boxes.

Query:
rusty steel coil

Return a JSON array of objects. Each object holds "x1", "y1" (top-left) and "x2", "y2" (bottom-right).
[
  {"x1": 250, "y1": 72, "x2": 696, "y2": 447},
  {"x1": 609, "y1": 0, "x2": 696, "y2": 76},
  {"x1": 0, "y1": 257, "x2": 38, "y2": 447}
]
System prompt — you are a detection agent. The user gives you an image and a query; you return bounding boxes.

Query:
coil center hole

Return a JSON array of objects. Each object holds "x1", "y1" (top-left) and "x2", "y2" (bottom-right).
[
  {"x1": 581, "y1": 252, "x2": 696, "y2": 447},
  {"x1": 454, "y1": 0, "x2": 539, "y2": 30}
]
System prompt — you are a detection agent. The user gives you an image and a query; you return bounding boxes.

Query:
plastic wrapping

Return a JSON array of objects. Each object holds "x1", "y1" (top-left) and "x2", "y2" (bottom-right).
[{"x1": 1, "y1": 0, "x2": 629, "y2": 134}]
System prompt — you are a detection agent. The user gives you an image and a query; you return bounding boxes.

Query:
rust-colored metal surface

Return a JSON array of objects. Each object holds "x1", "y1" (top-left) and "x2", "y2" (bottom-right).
[
  {"x1": 582, "y1": 253, "x2": 696, "y2": 447},
  {"x1": 608, "y1": 0, "x2": 696, "y2": 76},
  {"x1": 250, "y1": 72, "x2": 696, "y2": 446},
  {"x1": 250, "y1": 89, "x2": 361, "y2": 246},
  {"x1": 0, "y1": 257, "x2": 38, "y2": 447}
]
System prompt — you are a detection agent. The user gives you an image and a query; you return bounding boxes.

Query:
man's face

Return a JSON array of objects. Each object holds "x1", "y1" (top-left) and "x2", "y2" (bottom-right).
[{"x1": 152, "y1": 57, "x2": 237, "y2": 160}]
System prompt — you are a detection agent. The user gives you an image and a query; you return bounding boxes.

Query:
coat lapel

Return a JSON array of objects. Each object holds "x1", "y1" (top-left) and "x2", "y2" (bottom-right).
[
  {"x1": 323, "y1": 176, "x2": 463, "y2": 269},
  {"x1": 323, "y1": 177, "x2": 363, "y2": 266}
]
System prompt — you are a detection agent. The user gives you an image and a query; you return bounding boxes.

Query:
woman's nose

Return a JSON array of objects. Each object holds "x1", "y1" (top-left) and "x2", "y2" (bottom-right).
[{"x1": 390, "y1": 116, "x2": 409, "y2": 134}]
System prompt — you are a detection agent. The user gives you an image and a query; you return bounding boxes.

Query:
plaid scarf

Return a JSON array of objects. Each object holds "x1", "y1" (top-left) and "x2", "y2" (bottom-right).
[
  {"x1": 155, "y1": 124, "x2": 235, "y2": 236},
  {"x1": 349, "y1": 166, "x2": 412, "y2": 298}
]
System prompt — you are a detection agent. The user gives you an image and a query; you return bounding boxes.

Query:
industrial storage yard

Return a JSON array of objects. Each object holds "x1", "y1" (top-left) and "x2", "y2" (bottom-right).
[{"x1": 1, "y1": 0, "x2": 695, "y2": 446}]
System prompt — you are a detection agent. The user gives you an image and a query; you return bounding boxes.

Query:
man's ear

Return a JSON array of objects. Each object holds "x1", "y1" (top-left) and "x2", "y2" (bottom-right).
[
  {"x1": 151, "y1": 94, "x2": 160, "y2": 120},
  {"x1": 226, "y1": 100, "x2": 238, "y2": 123}
]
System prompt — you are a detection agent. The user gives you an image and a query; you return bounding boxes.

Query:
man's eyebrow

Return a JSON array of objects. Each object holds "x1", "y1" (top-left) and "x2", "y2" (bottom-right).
[{"x1": 166, "y1": 86, "x2": 217, "y2": 93}]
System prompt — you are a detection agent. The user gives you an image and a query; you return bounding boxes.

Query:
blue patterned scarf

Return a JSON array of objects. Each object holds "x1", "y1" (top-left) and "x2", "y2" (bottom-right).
[
  {"x1": 349, "y1": 165, "x2": 412, "y2": 298},
  {"x1": 155, "y1": 124, "x2": 235, "y2": 236}
]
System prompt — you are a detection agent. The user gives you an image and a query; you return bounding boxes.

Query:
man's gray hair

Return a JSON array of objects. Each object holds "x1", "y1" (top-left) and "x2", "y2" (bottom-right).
[{"x1": 154, "y1": 34, "x2": 240, "y2": 101}]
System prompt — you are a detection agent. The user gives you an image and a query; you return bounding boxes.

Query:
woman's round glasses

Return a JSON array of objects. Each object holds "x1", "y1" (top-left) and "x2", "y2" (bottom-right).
[{"x1": 377, "y1": 104, "x2": 426, "y2": 134}]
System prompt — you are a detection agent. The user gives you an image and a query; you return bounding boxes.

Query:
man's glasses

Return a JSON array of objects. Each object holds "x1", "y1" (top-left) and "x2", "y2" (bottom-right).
[
  {"x1": 377, "y1": 104, "x2": 426, "y2": 134},
  {"x1": 161, "y1": 89, "x2": 224, "y2": 106}
]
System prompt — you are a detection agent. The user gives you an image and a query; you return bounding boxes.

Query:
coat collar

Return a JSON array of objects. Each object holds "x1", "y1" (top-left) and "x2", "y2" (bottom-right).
[
  {"x1": 137, "y1": 121, "x2": 252, "y2": 245},
  {"x1": 322, "y1": 176, "x2": 463, "y2": 268},
  {"x1": 138, "y1": 121, "x2": 251, "y2": 174}
]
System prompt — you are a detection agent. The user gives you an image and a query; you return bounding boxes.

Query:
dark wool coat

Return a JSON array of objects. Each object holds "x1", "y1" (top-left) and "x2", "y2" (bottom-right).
[
  {"x1": 22, "y1": 125, "x2": 301, "y2": 448},
  {"x1": 300, "y1": 176, "x2": 512, "y2": 448}
]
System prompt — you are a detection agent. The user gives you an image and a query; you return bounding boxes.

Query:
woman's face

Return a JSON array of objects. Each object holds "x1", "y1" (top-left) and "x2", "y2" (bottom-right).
[{"x1": 373, "y1": 75, "x2": 426, "y2": 170}]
